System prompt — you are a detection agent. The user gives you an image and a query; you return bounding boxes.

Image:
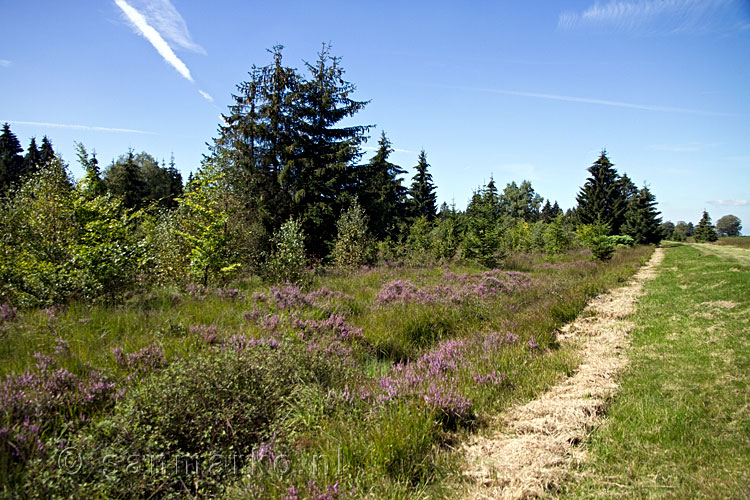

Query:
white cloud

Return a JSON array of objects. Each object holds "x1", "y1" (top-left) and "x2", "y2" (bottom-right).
[
  {"x1": 198, "y1": 89, "x2": 214, "y2": 102},
  {"x1": 2, "y1": 119, "x2": 155, "y2": 134},
  {"x1": 450, "y1": 85, "x2": 734, "y2": 117},
  {"x1": 115, "y1": 0, "x2": 193, "y2": 82},
  {"x1": 707, "y1": 199, "x2": 749, "y2": 207},
  {"x1": 0, "y1": 59, "x2": 11, "y2": 67},
  {"x1": 128, "y1": 0, "x2": 205, "y2": 54},
  {"x1": 558, "y1": 0, "x2": 737, "y2": 33}
]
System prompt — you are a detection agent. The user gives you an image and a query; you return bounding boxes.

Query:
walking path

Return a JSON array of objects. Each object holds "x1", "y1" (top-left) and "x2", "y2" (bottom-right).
[{"x1": 461, "y1": 248, "x2": 665, "y2": 500}]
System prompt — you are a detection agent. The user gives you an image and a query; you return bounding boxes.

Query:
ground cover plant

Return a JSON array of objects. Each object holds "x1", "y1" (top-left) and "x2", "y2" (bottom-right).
[
  {"x1": 0, "y1": 245, "x2": 652, "y2": 499},
  {"x1": 557, "y1": 243, "x2": 750, "y2": 499}
]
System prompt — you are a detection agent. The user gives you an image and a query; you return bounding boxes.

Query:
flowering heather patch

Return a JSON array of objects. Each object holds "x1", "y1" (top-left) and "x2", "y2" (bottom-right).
[
  {"x1": 1, "y1": 302, "x2": 17, "y2": 322},
  {"x1": 214, "y1": 288, "x2": 241, "y2": 299},
  {"x1": 252, "y1": 283, "x2": 354, "y2": 311},
  {"x1": 0, "y1": 348, "x2": 116, "y2": 467},
  {"x1": 538, "y1": 260, "x2": 597, "y2": 271},
  {"x1": 41, "y1": 306, "x2": 57, "y2": 321},
  {"x1": 282, "y1": 481, "x2": 353, "y2": 500},
  {"x1": 423, "y1": 383, "x2": 473, "y2": 429},
  {"x1": 189, "y1": 324, "x2": 219, "y2": 344},
  {"x1": 113, "y1": 343, "x2": 167, "y2": 374},
  {"x1": 528, "y1": 335, "x2": 539, "y2": 350},
  {"x1": 375, "y1": 270, "x2": 535, "y2": 307},
  {"x1": 225, "y1": 334, "x2": 280, "y2": 351},
  {"x1": 292, "y1": 314, "x2": 364, "y2": 342},
  {"x1": 473, "y1": 370, "x2": 507, "y2": 386}
]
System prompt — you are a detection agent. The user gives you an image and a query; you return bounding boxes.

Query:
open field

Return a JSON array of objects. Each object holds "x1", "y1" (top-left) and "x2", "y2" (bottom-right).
[
  {"x1": 558, "y1": 243, "x2": 750, "y2": 499},
  {"x1": 0, "y1": 247, "x2": 652, "y2": 499},
  {"x1": 712, "y1": 236, "x2": 750, "y2": 250}
]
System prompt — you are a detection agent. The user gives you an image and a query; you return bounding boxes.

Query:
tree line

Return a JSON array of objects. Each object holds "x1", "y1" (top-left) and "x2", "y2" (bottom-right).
[{"x1": 0, "y1": 44, "x2": 682, "y2": 307}]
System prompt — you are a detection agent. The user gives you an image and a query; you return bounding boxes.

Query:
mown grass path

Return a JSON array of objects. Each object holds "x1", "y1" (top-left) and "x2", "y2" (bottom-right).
[
  {"x1": 460, "y1": 249, "x2": 664, "y2": 500},
  {"x1": 559, "y1": 243, "x2": 750, "y2": 499}
]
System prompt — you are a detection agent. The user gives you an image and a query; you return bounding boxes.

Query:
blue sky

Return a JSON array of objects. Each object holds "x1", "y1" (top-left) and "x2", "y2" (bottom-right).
[{"x1": 1, "y1": 0, "x2": 749, "y2": 226}]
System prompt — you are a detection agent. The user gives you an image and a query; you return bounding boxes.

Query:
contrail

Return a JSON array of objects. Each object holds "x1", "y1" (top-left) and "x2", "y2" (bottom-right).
[
  {"x1": 114, "y1": 0, "x2": 193, "y2": 82},
  {"x1": 2, "y1": 120, "x2": 156, "y2": 135},
  {"x1": 439, "y1": 85, "x2": 736, "y2": 117}
]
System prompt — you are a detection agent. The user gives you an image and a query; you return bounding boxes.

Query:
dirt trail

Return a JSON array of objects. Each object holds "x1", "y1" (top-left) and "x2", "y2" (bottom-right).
[{"x1": 461, "y1": 248, "x2": 665, "y2": 500}]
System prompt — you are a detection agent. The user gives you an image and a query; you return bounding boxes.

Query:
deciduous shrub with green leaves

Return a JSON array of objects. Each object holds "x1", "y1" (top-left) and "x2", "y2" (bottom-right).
[{"x1": 263, "y1": 218, "x2": 309, "y2": 284}]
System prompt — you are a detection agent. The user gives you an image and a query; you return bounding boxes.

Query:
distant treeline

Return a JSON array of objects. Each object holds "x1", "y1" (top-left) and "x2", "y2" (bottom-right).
[{"x1": 0, "y1": 45, "x2": 669, "y2": 306}]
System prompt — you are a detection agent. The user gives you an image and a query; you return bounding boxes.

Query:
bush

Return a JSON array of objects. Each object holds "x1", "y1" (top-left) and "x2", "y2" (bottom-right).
[
  {"x1": 609, "y1": 234, "x2": 635, "y2": 248},
  {"x1": 24, "y1": 343, "x2": 357, "y2": 499},
  {"x1": 264, "y1": 218, "x2": 309, "y2": 284},
  {"x1": 331, "y1": 199, "x2": 373, "y2": 268},
  {"x1": 589, "y1": 235, "x2": 616, "y2": 261}
]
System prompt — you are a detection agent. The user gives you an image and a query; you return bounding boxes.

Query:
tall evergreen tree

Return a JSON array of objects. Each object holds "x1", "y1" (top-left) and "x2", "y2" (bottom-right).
[
  {"x1": 694, "y1": 210, "x2": 718, "y2": 242},
  {"x1": 39, "y1": 136, "x2": 55, "y2": 165},
  {"x1": 575, "y1": 150, "x2": 628, "y2": 234},
  {"x1": 104, "y1": 149, "x2": 145, "y2": 209},
  {"x1": 0, "y1": 123, "x2": 24, "y2": 193},
  {"x1": 540, "y1": 200, "x2": 563, "y2": 222},
  {"x1": 293, "y1": 43, "x2": 370, "y2": 255},
  {"x1": 408, "y1": 149, "x2": 438, "y2": 221},
  {"x1": 358, "y1": 131, "x2": 407, "y2": 240},
  {"x1": 23, "y1": 137, "x2": 41, "y2": 178},
  {"x1": 462, "y1": 178, "x2": 502, "y2": 265},
  {"x1": 621, "y1": 185, "x2": 662, "y2": 244},
  {"x1": 214, "y1": 44, "x2": 369, "y2": 258}
]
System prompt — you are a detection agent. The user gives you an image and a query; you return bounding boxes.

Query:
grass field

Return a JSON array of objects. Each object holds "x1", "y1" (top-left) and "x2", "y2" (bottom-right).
[
  {"x1": 713, "y1": 236, "x2": 750, "y2": 249},
  {"x1": 558, "y1": 243, "x2": 750, "y2": 499},
  {"x1": 0, "y1": 246, "x2": 653, "y2": 499}
]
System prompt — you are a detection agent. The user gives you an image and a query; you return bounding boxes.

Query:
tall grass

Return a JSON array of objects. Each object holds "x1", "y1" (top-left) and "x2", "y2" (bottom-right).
[{"x1": 0, "y1": 245, "x2": 652, "y2": 499}]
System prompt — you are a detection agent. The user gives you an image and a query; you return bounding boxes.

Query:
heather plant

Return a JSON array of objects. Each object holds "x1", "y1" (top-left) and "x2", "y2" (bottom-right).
[
  {"x1": 24, "y1": 342, "x2": 360, "y2": 499},
  {"x1": 0, "y1": 341, "x2": 117, "y2": 482},
  {"x1": 1, "y1": 244, "x2": 653, "y2": 498}
]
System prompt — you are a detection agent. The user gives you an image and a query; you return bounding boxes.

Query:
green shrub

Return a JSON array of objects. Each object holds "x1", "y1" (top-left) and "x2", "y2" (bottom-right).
[
  {"x1": 609, "y1": 234, "x2": 635, "y2": 248},
  {"x1": 332, "y1": 199, "x2": 373, "y2": 268},
  {"x1": 24, "y1": 343, "x2": 357, "y2": 499},
  {"x1": 589, "y1": 235, "x2": 616, "y2": 261},
  {"x1": 264, "y1": 218, "x2": 309, "y2": 284}
]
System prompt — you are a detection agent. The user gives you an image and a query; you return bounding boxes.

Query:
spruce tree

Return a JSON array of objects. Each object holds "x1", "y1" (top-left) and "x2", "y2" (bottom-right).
[
  {"x1": 104, "y1": 149, "x2": 145, "y2": 209},
  {"x1": 358, "y1": 131, "x2": 407, "y2": 240},
  {"x1": 621, "y1": 185, "x2": 662, "y2": 244},
  {"x1": 39, "y1": 136, "x2": 55, "y2": 165},
  {"x1": 23, "y1": 137, "x2": 41, "y2": 178},
  {"x1": 0, "y1": 123, "x2": 24, "y2": 193},
  {"x1": 408, "y1": 149, "x2": 438, "y2": 221},
  {"x1": 293, "y1": 43, "x2": 370, "y2": 256},
  {"x1": 575, "y1": 150, "x2": 628, "y2": 234},
  {"x1": 694, "y1": 210, "x2": 718, "y2": 242}
]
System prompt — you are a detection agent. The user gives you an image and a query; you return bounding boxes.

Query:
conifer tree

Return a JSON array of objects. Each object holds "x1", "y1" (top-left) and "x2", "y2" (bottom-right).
[
  {"x1": 358, "y1": 131, "x2": 407, "y2": 240},
  {"x1": 104, "y1": 149, "x2": 145, "y2": 209},
  {"x1": 694, "y1": 210, "x2": 718, "y2": 242},
  {"x1": 408, "y1": 149, "x2": 438, "y2": 221},
  {"x1": 621, "y1": 185, "x2": 662, "y2": 244},
  {"x1": 293, "y1": 43, "x2": 370, "y2": 256},
  {"x1": 23, "y1": 137, "x2": 41, "y2": 178},
  {"x1": 575, "y1": 150, "x2": 628, "y2": 234},
  {"x1": 39, "y1": 136, "x2": 55, "y2": 165},
  {"x1": 76, "y1": 142, "x2": 105, "y2": 198},
  {"x1": 0, "y1": 123, "x2": 24, "y2": 193}
]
